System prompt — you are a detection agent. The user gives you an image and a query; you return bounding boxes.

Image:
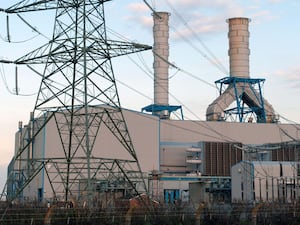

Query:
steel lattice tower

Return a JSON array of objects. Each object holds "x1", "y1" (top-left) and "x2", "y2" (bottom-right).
[{"x1": 1, "y1": 0, "x2": 152, "y2": 204}]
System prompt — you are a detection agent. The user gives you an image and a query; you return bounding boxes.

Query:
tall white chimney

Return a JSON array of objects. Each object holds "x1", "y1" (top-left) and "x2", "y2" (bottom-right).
[
  {"x1": 153, "y1": 12, "x2": 170, "y2": 109},
  {"x1": 142, "y1": 12, "x2": 177, "y2": 119},
  {"x1": 227, "y1": 17, "x2": 250, "y2": 78},
  {"x1": 206, "y1": 17, "x2": 276, "y2": 123}
]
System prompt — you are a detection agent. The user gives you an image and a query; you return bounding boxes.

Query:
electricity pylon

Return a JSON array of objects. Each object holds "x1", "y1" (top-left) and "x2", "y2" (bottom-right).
[{"x1": 1, "y1": 0, "x2": 151, "y2": 205}]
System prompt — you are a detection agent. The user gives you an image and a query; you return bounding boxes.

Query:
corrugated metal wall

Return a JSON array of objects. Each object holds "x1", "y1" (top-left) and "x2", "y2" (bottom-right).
[
  {"x1": 204, "y1": 142, "x2": 242, "y2": 176},
  {"x1": 271, "y1": 143, "x2": 300, "y2": 161}
]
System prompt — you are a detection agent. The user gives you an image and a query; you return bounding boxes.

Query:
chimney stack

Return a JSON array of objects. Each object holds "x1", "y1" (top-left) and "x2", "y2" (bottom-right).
[
  {"x1": 142, "y1": 12, "x2": 183, "y2": 120},
  {"x1": 206, "y1": 17, "x2": 276, "y2": 123},
  {"x1": 153, "y1": 12, "x2": 170, "y2": 117},
  {"x1": 227, "y1": 17, "x2": 250, "y2": 78}
]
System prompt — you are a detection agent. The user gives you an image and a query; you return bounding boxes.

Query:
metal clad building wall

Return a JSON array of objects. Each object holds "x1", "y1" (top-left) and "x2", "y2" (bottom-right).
[
  {"x1": 10, "y1": 108, "x2": 160, "y2": 201},
  {"x1": 271, "y1": 143, "x2": 299, "y2": 161},
  {"x1": 160, "y1": 120, "x2": 299, "y2": 145},
  {"x1": 160, "y1": 146, "x2": 188, "y2": 173},
  {"x1": 204, "y1": 142, "x2": 242, "y2": 176}
]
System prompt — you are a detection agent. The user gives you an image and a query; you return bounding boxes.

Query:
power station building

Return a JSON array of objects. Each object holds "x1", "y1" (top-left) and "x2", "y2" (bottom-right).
[
  {"x1": 7, "y1": 103, "x2": 300, "y2": 204},
  {"x1": 4, "y1": 8, "x2": 300, "y2": 206}
]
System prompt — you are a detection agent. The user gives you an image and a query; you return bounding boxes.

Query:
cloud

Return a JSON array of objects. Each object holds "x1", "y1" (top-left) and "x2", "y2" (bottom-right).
[
  {"x1": 267, "y1": 0, "x2": 285, "y2": 3},
  {"x1": 165, "y1": 0, "x2": 235, "y2": 9},
  {"x1": 124, "y1": 15, "x2": 153, "y2": 29},
  {"x1": 127, "y1": 0, "x2": 247, "y2": 38},
  {"x1": 274, "y1": 65, "x2": 300, "y2": 91},
  {"x1": 171, "y1": 16, "x2": 226, "y2": 40},
  {"x1": 125, "y1": 3, "x2": 154, "y2": 29},
  {"x1": 127, "y1": 2, "x2": 148, "y2": 13},
  {"x1": 125, "y1": 0, "x2": 285, "y2": 41},
  {"x1": 250, "y1": 9, "x2": 280, "y2": 25}
]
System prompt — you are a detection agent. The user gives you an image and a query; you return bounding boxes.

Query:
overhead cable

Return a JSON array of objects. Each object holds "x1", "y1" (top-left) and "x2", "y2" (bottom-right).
[
  {"x1": 153, "y1": 50, "x2": 217, "y2": 89},
  {"x1": 143, "y1": 0, "x2": 161, "y2": 19},
  {"x1": 17, "y1": 13, "x2": 49, "y2": 40},
  {"x1": 165, "y1": 0, "x2": 229, "y2": 75}
]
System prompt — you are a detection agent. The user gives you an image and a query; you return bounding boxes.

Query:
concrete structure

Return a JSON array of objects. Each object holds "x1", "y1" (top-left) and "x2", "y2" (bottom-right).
[{"x1": 232, "y1": 161, "x2": 300, "y2": 203}]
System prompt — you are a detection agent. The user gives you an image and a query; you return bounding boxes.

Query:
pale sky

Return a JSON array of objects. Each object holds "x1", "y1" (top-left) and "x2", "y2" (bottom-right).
[{"x1": 0, "y1": 0, "x2": 299, "y2": 192}]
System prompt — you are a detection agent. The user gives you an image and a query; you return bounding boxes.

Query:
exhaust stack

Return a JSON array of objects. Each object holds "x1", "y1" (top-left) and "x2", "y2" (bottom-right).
[
  {"x1": 206, "y1": 17, "x2": 276, "y2": 123},
  {"x1": 228, "y1": 17, "x2": 250, "y2": 78},
  {"x1": 153, "y1": 12, "x2": 170, "y2": 108},
  {"x1": 142, "y1": 12, "x2": 183, "y2": 120}
]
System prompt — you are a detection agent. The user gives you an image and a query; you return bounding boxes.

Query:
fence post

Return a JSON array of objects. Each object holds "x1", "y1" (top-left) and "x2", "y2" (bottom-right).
[{"x1": 195, "y1": 203, "x2": 204, "y2": 225}]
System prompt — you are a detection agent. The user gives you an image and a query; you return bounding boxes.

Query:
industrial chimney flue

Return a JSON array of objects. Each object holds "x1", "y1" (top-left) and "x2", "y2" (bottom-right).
[
  {"x1": 227, "y1": 17, "x2": 250, "y2": 78},
  {"x1": 206, "y1": 17, "x2": 276, "y2": 123},
  {"x1": 142, "y1": 12, "x2": 183, "y2": 120}
]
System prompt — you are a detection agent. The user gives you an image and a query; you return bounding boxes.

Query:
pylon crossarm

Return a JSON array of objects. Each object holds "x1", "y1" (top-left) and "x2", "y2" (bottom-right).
[
  {"x1": 3, "y1": 0, "x2": 112, "y2": 13},
  {"x1": 3, "y1": 0, "x2": 57, "y2": 13},
  {"x1": 102, "y1": 40, "x2": 152, "y2": 58},
  {"x1": 13, "y1": 40, "x2": 151, "y2": 65}
]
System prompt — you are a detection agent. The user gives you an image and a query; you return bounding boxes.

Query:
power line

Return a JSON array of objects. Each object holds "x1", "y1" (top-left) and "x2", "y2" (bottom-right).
[
  {"x1": 16, "y1": 13, "x2": 49, "y2": 40},
  {"x1": 152, "y1": 50, "x2": 217, "y2": 89},
  {"x1": 143, "y1": 0, "x2": 161, "y2": 19},
  {"x1": 164, "y1": 0, "x2": 229, "y2": 75}
]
